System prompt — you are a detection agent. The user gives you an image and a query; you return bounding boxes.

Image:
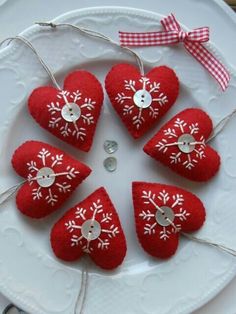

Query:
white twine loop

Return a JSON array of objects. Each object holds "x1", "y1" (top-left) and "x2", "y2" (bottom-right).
[
  {"x1": 207, "y1": 108, "x2": 236, "y2": 143},
  {"x1": 182, "y1": 233, "x2": 236, "y2": 257},
  {"x1": 0, "y1": 36, "x2": 62, "y2": 90},
  {"x1": 0, "y1": 36, "x2": 85, "y2": 135},
  {"x1": 0, "y1": 180, "x2": 27, "y2": 205},
  {"x1": 74, "y1": 262, "x2": 89, "y2": 314},
  {"x1": 0, "y1": 170, "x2": 77, "y2": 206},
  {"x1": 36, "y1": 22, "x2": 145, "y2": 76}
]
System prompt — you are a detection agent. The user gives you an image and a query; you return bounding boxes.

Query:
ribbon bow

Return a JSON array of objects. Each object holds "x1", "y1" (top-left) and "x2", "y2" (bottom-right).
[{"x1": 119, "y1": 14, "x2": 230, "y2": 91}]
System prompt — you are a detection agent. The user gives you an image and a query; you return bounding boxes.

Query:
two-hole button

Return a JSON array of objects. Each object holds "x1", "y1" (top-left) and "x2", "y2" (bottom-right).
[
  {"x1": 81, "y1": 219, "x2": 101, "y2": 240},
  {"x1": 155, "y1": 206, "x2": 175, "y2": 227},
  {"x1": 178, "y1": 134, "x2": 196, "y2": 154},
  {"x1": 61, "y1": 103, "x2": 81, "y2": 122},
  {"x1": 133, "y1": 89, "x2": 152, "y2": 109},
  {"x1": 36, "y1": 167, "x2": 55, "y2": 187}
]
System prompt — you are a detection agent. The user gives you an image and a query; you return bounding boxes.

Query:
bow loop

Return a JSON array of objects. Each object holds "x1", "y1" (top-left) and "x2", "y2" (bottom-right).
[{"x1": 119, "y1": 13, "x2": 230, "y2": 91}]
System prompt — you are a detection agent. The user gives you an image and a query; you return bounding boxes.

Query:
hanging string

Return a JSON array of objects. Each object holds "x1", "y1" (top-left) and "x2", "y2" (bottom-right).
[
  {"x1": 0, "y1": 36, "x2": 81, "y2": 130},
  {"x1": 206, "y1": 108, "x2": 236, "y2": 143},
  {"x1": 36, "y1": 22, "x2": 145, "y2": 76},
  {"x1": 0, "y1": 170, "x2": 77, "y2": 206},
  {"x1": 182, "y1": 233, "x2": 236, "y2": 257},
  {"x1": 0, "y1": 180, "x2": 27, "y2": 205},
  {"x1": 74, "y1": 262, "x2": 89, "y2": 314},
  {"x1": 0, "y1": 36, "x2": 62, "y2": 90},
  {"x1": 147, "y1": 191, "x2": 236, "y2": 256}
]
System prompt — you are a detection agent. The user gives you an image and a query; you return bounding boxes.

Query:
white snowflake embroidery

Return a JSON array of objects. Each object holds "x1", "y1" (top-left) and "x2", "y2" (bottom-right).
[
  {"x1": 26, "y1": 148, "x2": 79, "y2": 206},
  {"x1": 47, "y1": 90, "x2": 96, "y2": 141},
  {"x1": 65, "y1": 199, "x2": 120, "y2": 254},
  {"x1": 155, "y1": 119, "x2": 206, "y2": 170},
  {"x1": 116, "y1": 77, "x2": 168, "y2": 130},
  {"x1": 139, "y1": 190, "x2": 190, "y2": 241}
]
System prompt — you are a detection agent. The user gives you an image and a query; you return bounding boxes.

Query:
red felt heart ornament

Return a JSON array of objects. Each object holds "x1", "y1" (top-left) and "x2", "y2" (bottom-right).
[
  {"x1": 143, "y1": 108, "x2": 220, "y2": 181},
  {"x1": 105, "y1": 63, "x2": 179, "y2": 138},
  {"x1": 12, "y1": 141, "x2": 91, "y2": 218},
  {"x1": 132, "y1": 182, "x2": 206, "y2": 259},
  {"x1": 51, "y1": 187, "x2": 127, "y2": 270},
  {"x1": 28, "y1": 70, "x2": 104, "y2": 152}
]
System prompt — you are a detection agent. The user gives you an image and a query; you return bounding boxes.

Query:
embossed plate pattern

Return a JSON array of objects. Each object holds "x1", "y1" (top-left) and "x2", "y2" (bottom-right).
[{"x1": 0, "y1": 6, "x2": 236, "y2": 314}]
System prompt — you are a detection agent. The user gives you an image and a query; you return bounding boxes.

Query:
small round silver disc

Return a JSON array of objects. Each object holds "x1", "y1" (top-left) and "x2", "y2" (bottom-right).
[
  {"x1": 81, "y1": 219, "x2": 101, "y2": 241},
  {"x1": 178, "y1": 134, "x2": 195, "y2": 153},
  {"x1": 103, "y1": 157, "x2": 117, "y2": 172},
  {"x1": 104, "y1": 140, "x2": 118, "y2": 154},
  {"x1": 61, "y1": 103, "x2": 81, "y2": 122},
  {"x1": 36, "y1": 167, "x2": 55, "y2": 188},
  {"x1": 133, "y1": 89, "x2": 152, "y2": 109},
  {"x1": 155, "y1": 206, "x2": 175, "y2": 227}
]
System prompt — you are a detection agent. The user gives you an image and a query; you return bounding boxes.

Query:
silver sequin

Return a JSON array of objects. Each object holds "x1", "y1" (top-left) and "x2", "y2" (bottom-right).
[
  {"x1": 104, "y1": 140, "x2": 118, "y2": 154},
  {"x1": 103, "y1": 157, "x2": 117, "y2": 172}
]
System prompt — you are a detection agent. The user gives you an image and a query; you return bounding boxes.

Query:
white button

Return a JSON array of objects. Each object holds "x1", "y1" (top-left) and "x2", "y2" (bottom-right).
[
  {"x1": 178, "y1": 134, "x2": 195, "y2": 153},
  {"x1": 61, "y1": 103, "x2": 81, "y2": 122},
  {"x1": 133, "y1": 89, "x2": 152, "y2": 109},
  {"x1": 81, "y1": 219, "x2": 101, "y2": 240},
  {"x1": 155, "y1": 206, "x2": 175, "y2": 227},
  {"x1": 36, "y1": 167, "x2": 55, "y2": 187},
  {"x1": 104, "y1": 140, "x2": 118, "y2": 154},
  {"x1": 103, "y1": 157, "x2": 117, "y2": 172}
]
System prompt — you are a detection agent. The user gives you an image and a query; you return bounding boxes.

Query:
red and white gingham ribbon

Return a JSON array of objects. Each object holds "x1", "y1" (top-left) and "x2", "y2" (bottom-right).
[{"x1": 119, "y1": 14, "x2": 230, "y2": 91}]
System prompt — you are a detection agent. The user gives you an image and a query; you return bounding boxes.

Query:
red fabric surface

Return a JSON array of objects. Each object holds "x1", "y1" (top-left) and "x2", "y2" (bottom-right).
[
  {"x1": 28, "y1": 70, "x2": 104, "y2": 152},
  {"x1": 105, "y1": 63, "x2": 179, "y2": 139},
  {"x1": 143, "y1": 108, "x2": 220, "y2": 181},
  {"x1": 51, "y1": 187, "x2": 127, "y2": 270},
  {"x1": 12, "y1": 141, "x2": 91, "y2": 218},
  {"x1": 132, "y1": 182, "x2": 206, "y2": 259}
]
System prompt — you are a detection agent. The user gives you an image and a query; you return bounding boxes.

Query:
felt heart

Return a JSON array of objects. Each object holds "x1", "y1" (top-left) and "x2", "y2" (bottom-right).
[
  {"x1": 105, "y1": 63, "x2": 179, "y2": 139},
  {"x1": 28, "y1": 70, "x2": 104, "y2": 152},
  {"x1": 132, "y1": 182, "x2": 206, "y2": 259},
  {"x1": 51, "y1": 187, "x2": 127, "y2": 270},
  {"x1": 143, "y1": 108, "x2": 221, "y2": 181},
  {"x1": 12, "y1": 141, "x2": 91, "y2": 218}
]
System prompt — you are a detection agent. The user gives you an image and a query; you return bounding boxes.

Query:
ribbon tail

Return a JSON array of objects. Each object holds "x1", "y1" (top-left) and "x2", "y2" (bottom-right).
[
  {"x1": 119, "y1": 31, "x2": 179, "y2": 47},
  {"x1": 184, "y1": 41, "x2": 230, "y2": 91}
]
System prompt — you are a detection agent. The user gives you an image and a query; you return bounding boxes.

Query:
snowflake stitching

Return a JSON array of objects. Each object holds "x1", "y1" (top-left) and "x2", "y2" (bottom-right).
[
  {"x1": 155, "y1": 119, "x2": 206, "y2": 170},
  {"x1": 65, "y1": 199, "x2": 120, "y2": 253},
  {"x1": 26, "y1": 148, "x2": 79, "y2": 206},
  {"x1": 139, "y1": 190, "x2": 190, "y2": 241},
  {"x1": 47, "y1": 90, "x2": 96, "y2": 141},
  {"x1": 116, "y1": 77, "x2": 168, "y2": 130}
]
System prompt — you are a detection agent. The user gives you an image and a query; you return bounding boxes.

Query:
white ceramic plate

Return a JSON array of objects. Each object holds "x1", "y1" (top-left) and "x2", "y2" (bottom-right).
[{"x1": 0, "y1": 6, "x2": 236, "y2": 314}]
